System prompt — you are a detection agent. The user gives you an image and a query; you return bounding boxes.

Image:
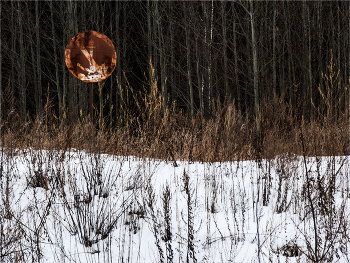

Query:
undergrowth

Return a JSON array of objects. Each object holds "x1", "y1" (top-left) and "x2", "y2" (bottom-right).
[
  {"x1": 1, "y1": 58, "x2": 349, "y2": 263},
  {"x1": 1, "y1": 90, "x2": 348, "y2": 163},
  {"x1": 2, "y1": 55, "x2": 348, "y2": 161}
]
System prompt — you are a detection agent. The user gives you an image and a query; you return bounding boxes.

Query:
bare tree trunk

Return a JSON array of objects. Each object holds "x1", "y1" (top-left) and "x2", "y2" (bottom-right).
[
  {"x1": 280, "y1": 37, "x2": 285, "y2": 96},
  {"x1": 231, "y1": 2, "x2": 240, "y2": 110},
  {"x1": 81, "y1": 2, "x2": 88, "y2": 120},
  {"x1": 110, "y1": 5, "x2": 113, "y2": 131},
  {"x1": 317, "y1": 2, "x2": 324, "y2": 115},
  {"x1": 0, "y1": 1, "x2": 2, "y2": 135},
  {"x1": 250, "y1": 0, "x2": 259, "y2": 131},
  {"x1": 346, "y1": 1, "x2": 350, "y2": 124},
  {"x1": 50, "y1": 0, "x2": 61, "y2": 122},
  {"x1": 337, "y1": 2, "x2": 341, "y2": 117},
  {"x1": 272, "y1": 0, "x2": 277, "y2": 100},
  {"x1": 203, "y1": 1, "x2": 214, "y2": 117},
  {"x1": 98, "y1": 2, "x2": 104, "y2": 128},
  {"x1": 73, "y1": 1, "x2": 78, "y2": 121},
  {"x1": 95, "y1": 1, "x2": 100, "y2": 32},
  {"x1": 203, "y1": 2, "x2": 209, "y2": 118},
  {"x1": 76, "y1": 1, "x2": 86, "y2": 121},
  {"x1": 61, "y1": 3, "x2": 67, "y2": 125},
  {"x1": 101, "y1": 1, "x2": 105, "y2": 32},
  {"x1": 343, "y1": 2, "x2": 348, "y2": 89},
  {"x1": 99, "y1": 81, "x2": 103, "y2": 129},
  {"x1": 30, "y1": 28, "x2": 38, "y2": 113},
  {"x1": 147, "y1": 0, "x2": 152, "y2": 81},
  {"x1": 221, "y1": 0, "x2": 228, "y2": 101},
  {"x1": 18, "y1": 2, "x2": 27, "y2": 122},
  {"x1": 11, "y1": 1, "x2": 16, "y2": 110},
  {"x1": 35, "y1": 0, "x2": 42, "y2": 114},
  {"x1": 184, "y1": 2, "x2": 194, "y2": 118},
  {"x1": 155, "y1": 1, "x2": 167, "y2": 116},
  {"x1": 285, "y1": 1, "x2": 296, "y2": 106},
  {"x1": 195, "y1": 23, "x2": 203, "y2": 117},
  {"x1": 302, "y1": 0, "x2": 312, "y2": 119},
  {"x1": 115, "y1": 1, "x2": 121, "y2": 127},
  {"x1": 67, "y1": 0, "x2": 75, "y2": 123},
  {"x1": 209, "y1": 1, "x2": 214, "y2": 115},
  {"x1": 169, "y1": 2, "x2": 175, "y2": 107},
  {"x1": 152, "y1": 2, "x2": 158, "y2": 81},
  {"x1": 245, "y1": 8, "x2": 252, "y2": 112},
  {"x1": 122, "y1": 4, "x2": 127, "y2": 125}
]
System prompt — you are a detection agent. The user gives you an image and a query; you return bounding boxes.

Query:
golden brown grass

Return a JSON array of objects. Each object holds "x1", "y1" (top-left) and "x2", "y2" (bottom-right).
[
  {"x1": 2, "y1": 54, "x2": 348, "y2": 161},
  {"x1": 1, "y1": 87, "x2": 348, "y2": 162}
]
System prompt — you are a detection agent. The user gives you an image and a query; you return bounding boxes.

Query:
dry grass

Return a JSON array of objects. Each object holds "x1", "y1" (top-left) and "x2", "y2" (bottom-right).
[
  {"x1": 1, "y1": 90, "x2": 348, "y2": 163},
  {"x1": 2, "y1": 56, "x2": 348, "y2": 161}
]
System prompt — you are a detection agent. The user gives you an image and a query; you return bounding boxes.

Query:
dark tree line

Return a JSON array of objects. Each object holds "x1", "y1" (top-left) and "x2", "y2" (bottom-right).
[{"x1": 0, "y1": 1, "x2": 349, "y2": 129}]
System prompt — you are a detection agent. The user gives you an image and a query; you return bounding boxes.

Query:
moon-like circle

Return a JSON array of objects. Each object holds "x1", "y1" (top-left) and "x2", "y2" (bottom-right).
[{"x1": 65, "y1": 31, "x2": 117, "y2": 82}]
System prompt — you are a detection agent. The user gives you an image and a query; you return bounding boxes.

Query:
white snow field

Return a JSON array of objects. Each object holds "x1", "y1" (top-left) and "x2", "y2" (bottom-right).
[{"x1": 1, "y1": 148, "x2": 349, "y2": 263}]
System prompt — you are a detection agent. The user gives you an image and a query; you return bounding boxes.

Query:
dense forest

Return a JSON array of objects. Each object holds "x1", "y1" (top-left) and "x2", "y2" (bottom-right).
[
  {"x1": 3, "y1": 3, "x2": 350, "y2": 263},
  {"x1": 0, "y1": 1, "x2": 349, "y2": 143}
]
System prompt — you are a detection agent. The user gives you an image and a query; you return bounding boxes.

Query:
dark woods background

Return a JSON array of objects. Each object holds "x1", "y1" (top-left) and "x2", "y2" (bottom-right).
[{"x1": 0, "y1": 1, "x2": 349, "y2": 130}]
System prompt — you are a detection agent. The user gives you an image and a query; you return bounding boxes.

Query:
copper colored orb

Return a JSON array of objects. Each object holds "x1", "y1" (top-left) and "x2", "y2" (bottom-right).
[{"x1": 65, "y1": 31, "x2": 117, "y2": 82}]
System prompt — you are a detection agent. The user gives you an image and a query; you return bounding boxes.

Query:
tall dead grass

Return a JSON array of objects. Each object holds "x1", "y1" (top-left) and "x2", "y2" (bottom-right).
[
  {"x1": 1, "y1": 89, "x2": 348, "y2": 162},
  {"x1": 1, "y1": 57, "x2": 349, "y2": 161}
]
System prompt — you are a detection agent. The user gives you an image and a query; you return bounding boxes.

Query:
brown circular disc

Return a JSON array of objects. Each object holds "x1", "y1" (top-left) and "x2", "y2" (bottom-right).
[{"x1": 65, "y1": 31, "x2": 117, "y2": 82}]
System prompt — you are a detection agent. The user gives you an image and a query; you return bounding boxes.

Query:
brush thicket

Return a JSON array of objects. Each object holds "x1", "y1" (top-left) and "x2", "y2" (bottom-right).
[{"x1": 1, "y1": 57, "x2": 349, "y2": 161}]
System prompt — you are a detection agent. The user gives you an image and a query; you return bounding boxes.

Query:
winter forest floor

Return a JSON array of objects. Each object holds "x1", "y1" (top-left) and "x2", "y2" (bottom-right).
[{"x1": 1, "y1": 97, "x2": 350, "y2": 262}]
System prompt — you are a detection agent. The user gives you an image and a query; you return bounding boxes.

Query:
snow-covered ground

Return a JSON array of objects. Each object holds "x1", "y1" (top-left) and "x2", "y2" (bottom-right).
[{"x1": 1, "y1": 148, "x2": 350, "y2": 262}]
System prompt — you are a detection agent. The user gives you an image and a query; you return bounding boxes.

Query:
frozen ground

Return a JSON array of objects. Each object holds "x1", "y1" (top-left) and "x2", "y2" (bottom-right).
[{"x1": 1, "y1": 148, "x2": 350, "y2": 262}]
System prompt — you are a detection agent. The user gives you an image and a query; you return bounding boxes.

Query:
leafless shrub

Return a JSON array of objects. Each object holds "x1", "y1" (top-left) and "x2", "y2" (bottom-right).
[
  {"x1": 161, "y1": 183, "x2": 173, "y2": 263},
  {"x1": 182, "y1": 169, "x2": 196, "y2": 263},
  {"x1": 58, "y1": 153, "x2": 134, "y2": 258},
  {"x1": 145, "y1": 178, "x2": 164, "y2": 263}
]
